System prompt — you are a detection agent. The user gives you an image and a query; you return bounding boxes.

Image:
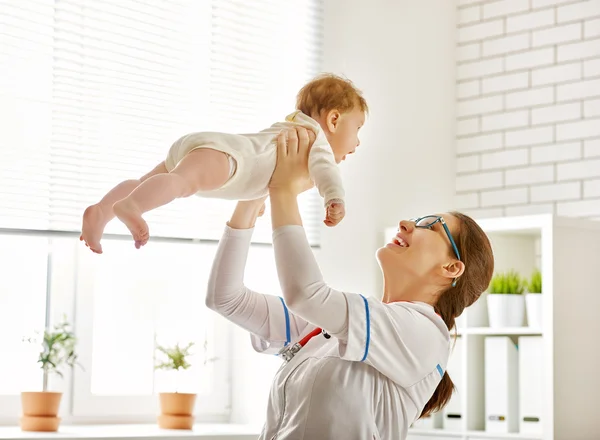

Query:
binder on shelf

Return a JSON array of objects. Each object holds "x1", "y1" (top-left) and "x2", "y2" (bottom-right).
[
  {"x1": 443, "y1": 337, "x2": 464, "y2": 430},
  {"x1": 519, "y1": 336, "x2": 543, "y2": 435},
  {"x1": 485, "y1": 336, "x2": 518, "y2": 433}
]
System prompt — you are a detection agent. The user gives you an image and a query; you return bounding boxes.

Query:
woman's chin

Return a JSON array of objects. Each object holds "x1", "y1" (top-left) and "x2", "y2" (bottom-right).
[{"x1": 375, "y1": 246, "x2": 395, "y2": 263}]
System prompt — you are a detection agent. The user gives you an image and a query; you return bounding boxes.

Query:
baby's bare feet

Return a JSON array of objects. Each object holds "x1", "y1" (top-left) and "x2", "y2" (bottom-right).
[
  {"x1": 80, "y1": 204, "x2": 109, "y2": 254},
  {"x1": 113, "y1": 199, "x2": 150, "y2": 248}
]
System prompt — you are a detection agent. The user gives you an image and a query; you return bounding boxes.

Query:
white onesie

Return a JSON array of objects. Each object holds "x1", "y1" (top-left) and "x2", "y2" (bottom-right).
[{"x1": 164, "y1": 111, "x2": 344, "y2": 206}]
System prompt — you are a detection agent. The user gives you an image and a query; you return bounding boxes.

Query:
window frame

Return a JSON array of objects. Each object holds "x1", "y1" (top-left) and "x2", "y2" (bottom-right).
[{"x1": 0, "y1": 229, "x2": 232, "y2": 424}]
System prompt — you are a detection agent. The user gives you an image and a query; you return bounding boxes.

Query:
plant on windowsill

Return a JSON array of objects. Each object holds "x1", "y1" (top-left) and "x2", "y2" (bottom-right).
[
  {"x1": 525, "y1": 268, "x2": 543, "y2": 329},
  {"x1": 486, "y1": 270, "x2": 526, "y2": 328},
  {"x1": 21, "y1": 317, "x2": 81, "y2": 432},
  {"x1": 154, "y1": 341, "x2": 197, "y2": 430}
]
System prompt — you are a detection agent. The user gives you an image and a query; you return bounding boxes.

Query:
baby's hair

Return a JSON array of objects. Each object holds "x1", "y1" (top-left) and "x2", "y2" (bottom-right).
[{"x1": 296, "y1": 73, "x2": 368, "y2": 118}]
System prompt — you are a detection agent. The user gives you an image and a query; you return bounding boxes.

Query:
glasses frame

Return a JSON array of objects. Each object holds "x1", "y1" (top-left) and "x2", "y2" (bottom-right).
[
  {"x1": 410, "y1": 215, "x2": 462, "y2": 288},
  {"x1": 411, "y1": 215, "x2": 461, "y2": 260}
]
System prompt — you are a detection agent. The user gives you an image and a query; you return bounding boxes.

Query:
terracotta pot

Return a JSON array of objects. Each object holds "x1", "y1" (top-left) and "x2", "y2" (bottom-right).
[
  {"x1": 20, "y1": 392, "x2": 62, "y2": 432},
  {"x1": 157, "y1": 414, "x2": 194, "y2": 430},
  {"x1": 20, "y1": 415, "x2": 61, "y2": 432},
  {"x1": 158, "y1": 392, "x2": 196, "y2": 430}
]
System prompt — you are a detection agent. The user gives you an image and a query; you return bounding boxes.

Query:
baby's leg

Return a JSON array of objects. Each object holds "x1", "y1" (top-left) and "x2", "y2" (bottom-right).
[
  {"x1": 113, "y1": 148, "x2": 231, "y2": 248},
  {"x1": 81, "y1": 162, "x2": 168, "y2": 254}
]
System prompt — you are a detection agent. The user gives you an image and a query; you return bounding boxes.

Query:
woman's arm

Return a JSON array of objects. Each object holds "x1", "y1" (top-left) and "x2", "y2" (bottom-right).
[
  {"x1": 268, "y1": 128, "x2": 349, "y2": 338},
  {"x1": 205, "y1": 198, "x2": 309, "y2": 348}
]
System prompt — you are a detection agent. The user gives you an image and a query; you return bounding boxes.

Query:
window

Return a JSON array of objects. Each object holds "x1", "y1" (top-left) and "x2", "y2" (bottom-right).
[
  {"x1": 72, "y1": 239, "x2": 229, "y2": 418},
  {"x1": 0, "y1": 235, "x2": 48, "y2": 414},
  {"x1": 0, "y1": 0, "x2": 324, "y2": 422},
  {"x1": 0, "y1": 0, "x2": 323, "y2": 243}
]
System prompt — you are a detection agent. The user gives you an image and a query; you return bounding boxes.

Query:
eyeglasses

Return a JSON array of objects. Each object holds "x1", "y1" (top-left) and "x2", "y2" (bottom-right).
[
  {"x1": 410, "y1": 215, "x2": 461, "y2": 261},
  {"x1": 410, "y1": 215, "x2": 461, "y2": 287}
]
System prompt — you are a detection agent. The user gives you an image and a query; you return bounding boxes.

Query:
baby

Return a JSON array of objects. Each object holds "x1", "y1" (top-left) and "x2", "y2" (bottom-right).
[{"x1": 80, "y1": 73, "x2": 368, "y2": 253}]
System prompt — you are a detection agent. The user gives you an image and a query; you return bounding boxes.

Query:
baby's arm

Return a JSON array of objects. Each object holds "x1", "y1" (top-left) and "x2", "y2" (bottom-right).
[{"x1": 308, "y1": 141, "x2": 346, "y2": 226}]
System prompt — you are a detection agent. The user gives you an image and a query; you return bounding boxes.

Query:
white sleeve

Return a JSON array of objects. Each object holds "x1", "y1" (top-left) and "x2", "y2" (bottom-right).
[
  {"x1": 272, "y1": 225, "x2": 349, "y2": 337},
  {"x1": 205, "y1": 226, "x2": 310, "y2": 354},
  {"x1": 339, "y1": 295, "x2": 451, "y2": 388},
  {"x1": 307, "y1": 137, "x2": 345, "y2": 206}
]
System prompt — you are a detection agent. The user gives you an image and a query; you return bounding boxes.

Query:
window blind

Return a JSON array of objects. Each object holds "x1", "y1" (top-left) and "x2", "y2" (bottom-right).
[{"x1": 0, "y1": 0, "x2": 324, "y2": 245}]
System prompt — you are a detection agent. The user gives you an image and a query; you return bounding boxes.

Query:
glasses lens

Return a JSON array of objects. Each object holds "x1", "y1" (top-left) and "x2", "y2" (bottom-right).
[{"x1": 415, "y1": 216, "x2": 439, "y2": 227}]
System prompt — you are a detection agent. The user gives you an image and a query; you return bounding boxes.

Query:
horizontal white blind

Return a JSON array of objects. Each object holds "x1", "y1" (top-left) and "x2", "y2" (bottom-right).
[
  {"x1": 210, "y1": 0, "x2": 324, "y2": 244},
  {"x1": 0, "y1": 0, "x2": 54, "y2": 230},
  {"x1": 0, "y1": 0, "x2": 323, "y2": 245}
]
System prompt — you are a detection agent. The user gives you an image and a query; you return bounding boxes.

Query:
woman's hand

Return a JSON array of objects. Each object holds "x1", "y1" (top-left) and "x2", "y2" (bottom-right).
[
  {"x1": 227, "y1": 196, "x2": 268, "y2": 230},
  {"x1": 269, "y1": 126, "x2": 316, "y2": 196},
  {"x1": 268, "y1": 127, "x2": 316, "y2": 229}
]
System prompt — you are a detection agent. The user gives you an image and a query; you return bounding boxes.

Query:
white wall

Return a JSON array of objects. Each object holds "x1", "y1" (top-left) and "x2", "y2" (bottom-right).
[
  {"x1": 229, "y1": 0, "x2": 458, "y2": 424},
  {"x1": 317, "y1": 0, "x2": 458, "y2": 296},
  {"x1": 455, "y1": 0, "x2": 600, "y2": 219}
]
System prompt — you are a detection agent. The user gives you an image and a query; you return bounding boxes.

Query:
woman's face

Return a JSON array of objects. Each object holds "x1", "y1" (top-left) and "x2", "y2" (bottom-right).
[{"x1": 376, "y1": 214, "x2": 463, "y2": 286}]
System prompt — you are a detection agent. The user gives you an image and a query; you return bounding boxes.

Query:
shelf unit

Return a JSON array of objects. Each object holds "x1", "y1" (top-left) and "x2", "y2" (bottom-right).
[
  {"x1": 385, "y1": 214, "x2": 600, "y2": 440},
  {"x1": 456, "y1": 328, "x2": 542, "y2": 336}
]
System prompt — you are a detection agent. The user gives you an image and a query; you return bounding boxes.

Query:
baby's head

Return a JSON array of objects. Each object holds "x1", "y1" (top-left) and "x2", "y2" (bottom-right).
[{"x1": 296, "y1": 73, "x2": 368, "y2": 163}]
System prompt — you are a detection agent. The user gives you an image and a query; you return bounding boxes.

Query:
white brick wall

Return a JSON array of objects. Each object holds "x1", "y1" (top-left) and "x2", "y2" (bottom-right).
[{"x1": 455, "y1": 0, "x2": 600, "y2": 219}]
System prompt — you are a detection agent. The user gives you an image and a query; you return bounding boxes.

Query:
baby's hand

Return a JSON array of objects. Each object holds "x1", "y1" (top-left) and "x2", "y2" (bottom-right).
[{"x1": 324, "y1": 199, "x2": 345, "y2": 227}]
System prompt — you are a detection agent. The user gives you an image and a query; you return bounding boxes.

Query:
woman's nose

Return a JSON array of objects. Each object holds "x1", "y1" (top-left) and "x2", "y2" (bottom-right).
[{"x1": 398, "y1": 220, "x2": 413, "y2": 232}]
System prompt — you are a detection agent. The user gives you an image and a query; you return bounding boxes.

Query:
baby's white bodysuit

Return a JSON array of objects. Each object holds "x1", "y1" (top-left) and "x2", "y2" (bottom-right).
[{"x1": 164, "y1": 111, "x2": 344, "y2": 206}]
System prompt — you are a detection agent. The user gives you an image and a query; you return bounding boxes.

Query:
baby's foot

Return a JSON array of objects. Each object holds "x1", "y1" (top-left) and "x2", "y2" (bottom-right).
[
  {"x1": 80, "y1": 204, "x2": 110, "y2": 254},
  {"x1": 113, "y1": 199, "x2": 150, "y2": 249}
]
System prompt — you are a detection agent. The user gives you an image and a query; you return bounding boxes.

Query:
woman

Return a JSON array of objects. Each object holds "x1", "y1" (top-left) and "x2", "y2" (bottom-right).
[{"x1": 206, "y1": 127, "x2": 494, "y2": 439}]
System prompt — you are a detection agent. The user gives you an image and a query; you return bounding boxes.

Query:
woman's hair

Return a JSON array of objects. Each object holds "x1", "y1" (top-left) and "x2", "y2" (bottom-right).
[
  {"x1": 296, "y1": 73, "x2": 369, "y2": 118},
  {"x1": 419, "y1": 212, "x2": 494, "y2": 419}
]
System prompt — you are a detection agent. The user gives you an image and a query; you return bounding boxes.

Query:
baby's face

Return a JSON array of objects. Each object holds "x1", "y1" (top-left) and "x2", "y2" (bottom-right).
[{"x1": 326, "y1": 108, "x2": 365, "y2": 163}]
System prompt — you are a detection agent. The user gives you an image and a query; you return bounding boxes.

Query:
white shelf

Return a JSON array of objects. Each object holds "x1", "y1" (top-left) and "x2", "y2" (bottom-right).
[
  {"x1": 408, "y1": 429, "x2": 541, "y2": 439},
  {"x1": 408, "y1": 428, "x2": 463, "y2": 437},
  {"x1": 457, "y1": 327, "x2": 542, "y2": 336}
]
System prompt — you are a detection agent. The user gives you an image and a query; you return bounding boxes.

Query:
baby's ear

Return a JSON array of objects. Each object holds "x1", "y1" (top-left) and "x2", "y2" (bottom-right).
[{"x1": 326, "y1": 109, "x2": 341, "y2": 132}]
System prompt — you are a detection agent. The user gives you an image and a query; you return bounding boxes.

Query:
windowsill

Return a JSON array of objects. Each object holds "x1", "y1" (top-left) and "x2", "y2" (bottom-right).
[{"x1": 0, "y1": 424, "x2": 262, "y2": 440}]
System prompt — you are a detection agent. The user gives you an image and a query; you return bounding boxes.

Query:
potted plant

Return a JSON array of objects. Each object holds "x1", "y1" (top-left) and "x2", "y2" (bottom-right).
[
  {"x1": 21, "y1": 318, "x2": 80, "y2": 432},
  {"x1": 525, "y1": 269, "x2": 543, "y2": 329},
  {"x1": 486, "y1": 270, "x2": 525, "y2": 328},
  {"x1": 155, "y1": 342, "x2": 196, "y2": 430}
]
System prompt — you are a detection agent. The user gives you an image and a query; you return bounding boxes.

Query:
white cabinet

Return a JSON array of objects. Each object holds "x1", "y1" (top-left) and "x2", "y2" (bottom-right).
[{"x1": 386, "y1": 214, "x2": 600, "y2": 440}]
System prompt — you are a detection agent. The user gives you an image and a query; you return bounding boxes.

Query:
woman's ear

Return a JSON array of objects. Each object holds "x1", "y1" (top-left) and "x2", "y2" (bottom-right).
[
  {"x1": 326, "y1": 109, "x2": 341, "y2": 133},
  {"x1": 442, "y1": 260, "x2": 465, "y2": 280}
]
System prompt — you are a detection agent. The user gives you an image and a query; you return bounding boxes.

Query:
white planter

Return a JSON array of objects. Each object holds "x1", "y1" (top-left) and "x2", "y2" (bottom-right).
[
  {"x1": 525, "y1": 294, "x2": 543, "y2": 329},
  {"x1": 466, "y1": 292, "x2": 489, "y2": 327},
  {"x1": 487, "y1": 294, "x2": 525, "y2": 328}
]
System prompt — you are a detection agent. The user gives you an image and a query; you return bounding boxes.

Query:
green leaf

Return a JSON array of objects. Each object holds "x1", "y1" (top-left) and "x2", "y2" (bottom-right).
[
  {"x1": 25, "y1": 317, "x2": 82, "y2": 378},
  {"x1": 154, "y1": 342, "x2": 195, "y2": 371},
  {"x1": 527, "y1": 269, "x2": 542, "y2": 293},
  {"x1": 488, "y1": 270, "x2": 525, "y2": 294}
]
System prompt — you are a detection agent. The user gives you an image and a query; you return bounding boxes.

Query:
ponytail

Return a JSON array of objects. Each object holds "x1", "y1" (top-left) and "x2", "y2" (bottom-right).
[{"x1": 420, "y1": 372, "x2": 455, "y2": 418}]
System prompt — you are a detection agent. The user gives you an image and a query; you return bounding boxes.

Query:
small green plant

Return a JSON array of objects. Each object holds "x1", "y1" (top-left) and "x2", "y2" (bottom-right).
[
  {"x1": 154, "y1": 341, "x2": 197, "y2": 394},
  {"x1": 24, "y1": 317, "x2": 81, "y2": 391},
  {"x1": 527, "y1": 269, "x2": 542, "y2": 293},
  {"x1": 488, "y1": 270, "x2": 525, "y2": 294},
  {"x1": 155, "y1": 342, "x2": 195, "y2": 372}
]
